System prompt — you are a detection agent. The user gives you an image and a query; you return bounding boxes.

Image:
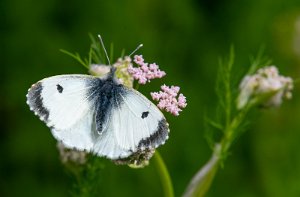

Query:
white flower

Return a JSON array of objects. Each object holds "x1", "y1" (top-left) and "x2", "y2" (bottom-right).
[
  {"x1": 89, "y1": 64, "x2": 111, "y2": 76},
  {"x1": 237, "y1": 66, "x2": 293, "y2": 109},
  {"x1": 57, "y1": 142, "x2": 87, "y2": 165}
]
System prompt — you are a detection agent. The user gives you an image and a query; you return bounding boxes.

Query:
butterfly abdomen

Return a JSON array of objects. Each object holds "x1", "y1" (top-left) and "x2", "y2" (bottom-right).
[{"x1": 90, "y1": 78, "x2": 126, "y2": 135}]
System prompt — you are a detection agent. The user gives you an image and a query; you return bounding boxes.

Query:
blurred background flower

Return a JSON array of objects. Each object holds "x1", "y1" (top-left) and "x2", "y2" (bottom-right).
[
  {"x1": 237, "y1": 66, "x2": 293, "y2": 109},
  {"x1": 1, "y1": 0, "x2": 300, "y2": 196}
]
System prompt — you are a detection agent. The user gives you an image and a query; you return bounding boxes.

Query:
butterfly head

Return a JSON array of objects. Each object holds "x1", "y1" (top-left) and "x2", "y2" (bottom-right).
[{"x1": 102, "y1": 66, "x2": 122, "y2": 84}]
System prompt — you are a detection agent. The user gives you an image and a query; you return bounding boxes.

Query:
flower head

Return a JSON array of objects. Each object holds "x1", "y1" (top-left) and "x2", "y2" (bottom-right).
[
  {"x1": 89, "y1": 57, "x2": 134, "y2": 88},
  {"x1": 113, "y1": 56, "x2": 134, "y2": 88},
  {"x1": 89, "y1": 64, "x2": 110, "y2": 76},
  {"x1": 57, "y1": 142, "x2": 87, "y2": 165},
  {"x1": 128, "y1": 55, "x2": 166, "y2": 84},
  {"x1": 237, "y1": 65, "x2": 293, "y2": 109},
  {"x1": 151, "y1": 85, "x2": 187, "y2": 116}
]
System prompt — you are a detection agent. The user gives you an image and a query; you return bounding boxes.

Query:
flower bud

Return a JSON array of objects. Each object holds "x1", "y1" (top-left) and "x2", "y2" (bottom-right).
[{"x1": 237, "y1": 66, "x2": 293, "y2": 109}]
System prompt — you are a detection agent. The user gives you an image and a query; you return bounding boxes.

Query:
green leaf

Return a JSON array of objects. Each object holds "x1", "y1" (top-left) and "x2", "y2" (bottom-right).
[{"x1": 60, "y1": 49, "x2": 89, "y2": 69}]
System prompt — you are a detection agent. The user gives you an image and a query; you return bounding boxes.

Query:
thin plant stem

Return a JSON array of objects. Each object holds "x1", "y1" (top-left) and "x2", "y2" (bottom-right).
[
  {"x1": 221, "y1": 106, "x2": 250, "y2": 155},
  {"x1": 224, "y1": 47, "x2": 234, "y2": 128},
  {"x1": 154, "y1": 151, "x2": 174, "y2": 197},
  {"x1": 183, "y1": 106, "x2": 250, "y2": 197},
  {"x1": 183, "y1": 144, "x2": 221, "y2": 197}
]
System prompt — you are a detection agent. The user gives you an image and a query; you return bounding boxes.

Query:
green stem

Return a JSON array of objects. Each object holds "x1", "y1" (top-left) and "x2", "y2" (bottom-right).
[
  {"x1": 154, "y1": 151, "x2": 174, "y2": 197},
  {"x1": 225, "y1": 47, "x2": 234, "y2": 127},
  {"x1": 183, "y1": 107, "x2": 250, "y2": 197},
  {"x1": 182, "y1": 144, "x2": 221, "y2": 197},
  {"x1": 221, "y1": 104, "x2": 251, "y2": 155}
]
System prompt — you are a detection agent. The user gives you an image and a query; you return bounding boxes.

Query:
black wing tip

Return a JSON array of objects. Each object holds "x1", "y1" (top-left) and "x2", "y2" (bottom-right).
[
  {"x1": 26, "y1": 82, "x2": 50, "y2": 122},
  {"x1": 137, "y1": 118, "x2": 170, "y2": 150}
]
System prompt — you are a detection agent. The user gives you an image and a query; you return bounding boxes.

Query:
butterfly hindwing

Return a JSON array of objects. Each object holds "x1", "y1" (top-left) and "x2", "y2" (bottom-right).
[
  {"x1": 115, "y1": 89, "x2": 169, "y2": 150},
  {"x1": 27, "y1": 75, "x2": 98, "y2": 150}
]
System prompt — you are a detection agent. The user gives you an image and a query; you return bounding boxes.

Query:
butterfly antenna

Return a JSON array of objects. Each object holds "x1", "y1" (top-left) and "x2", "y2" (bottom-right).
[
  {"x1": 129, "y1": 44, "x2": 143, "y2": 57},
  {"x1": 98, "y1": 35, "x2": 111, "y2": 65}
]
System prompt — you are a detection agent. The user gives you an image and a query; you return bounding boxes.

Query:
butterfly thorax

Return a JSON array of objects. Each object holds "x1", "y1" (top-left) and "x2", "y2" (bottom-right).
[{"x1": 88, "y1": 77, "x2": 125, "y2": 135}]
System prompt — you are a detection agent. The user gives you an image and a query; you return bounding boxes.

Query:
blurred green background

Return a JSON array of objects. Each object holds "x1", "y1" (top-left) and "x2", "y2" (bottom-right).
[{"x1": 1, "y1": 0, "x2": 300, "y2": 196}]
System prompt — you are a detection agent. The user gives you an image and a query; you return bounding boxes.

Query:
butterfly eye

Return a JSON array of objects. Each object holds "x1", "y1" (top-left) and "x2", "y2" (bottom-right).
[
  {"x1": 56, "y1": 84, "x2": 63, "y2": 93},
  {"x1": 141, "y1": 111, "x2": 149, "y2": 119}
]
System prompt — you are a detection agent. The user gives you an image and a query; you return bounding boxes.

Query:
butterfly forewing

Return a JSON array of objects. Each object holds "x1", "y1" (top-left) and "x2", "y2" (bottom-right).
[{"x1": 27, "y1": 75, "x2": 98, "y2": 150}]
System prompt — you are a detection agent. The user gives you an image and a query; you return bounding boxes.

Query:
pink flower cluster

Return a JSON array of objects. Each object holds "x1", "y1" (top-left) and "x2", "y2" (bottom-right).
[
  {"x1": 127, "y1": 55, "x2": 166, "y2": 84},
  {"x1": 151, "y1": 85, "x2": 187, "y2": 116}
]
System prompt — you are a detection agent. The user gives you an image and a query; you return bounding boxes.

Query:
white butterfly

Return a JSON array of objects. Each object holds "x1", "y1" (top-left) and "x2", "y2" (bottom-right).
[{"x1": 26, "y1": 68, "x2": 169, "y2": 161}]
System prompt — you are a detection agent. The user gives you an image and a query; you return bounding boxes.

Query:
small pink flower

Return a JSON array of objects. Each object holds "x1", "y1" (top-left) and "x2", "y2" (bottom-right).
[
  {"x1": 178, "y1": 94, "x2": 187, "y2": 108},
  {"x1": 151, "y1": 85, "x2": 187, "y2": 116},
  {"x1": 149, "y1": 63, "x2": 159, "y2": 70},
  {"x1": 172, "y1": 86, "x2": 180, "y2": 94},
  {"x1": 139, "y1": 76, "x2": 147, "y2": 84},
  {"x1": 134, "y1": 55, "x2": 144, "y2": 65},
  {"x1": 158, "y1": 100, "x2": 167, "y2": 109},
  {"x1": 141, "y1": 64, "x2": 149, "y2": 72},
  {"x1": 151, "y1": 92, "x2": 160, "y2": 101},
  {"x1": 128, "y1": 55, "x2": 166, "y2": 84}
]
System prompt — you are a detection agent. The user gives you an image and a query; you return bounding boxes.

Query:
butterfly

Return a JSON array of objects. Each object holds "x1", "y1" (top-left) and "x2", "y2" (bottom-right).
[{"x1": 26, "y1": 67, "x2": 169, "y2": 162}]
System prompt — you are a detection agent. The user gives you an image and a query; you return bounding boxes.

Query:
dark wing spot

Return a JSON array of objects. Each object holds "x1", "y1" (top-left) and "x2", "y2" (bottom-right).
[
  {"x1": 56, "y1": 84, "x2": 63, "y2": 93},
  {"x1": 141, "y1": 111, "x2": 149, "y2": 119}
]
